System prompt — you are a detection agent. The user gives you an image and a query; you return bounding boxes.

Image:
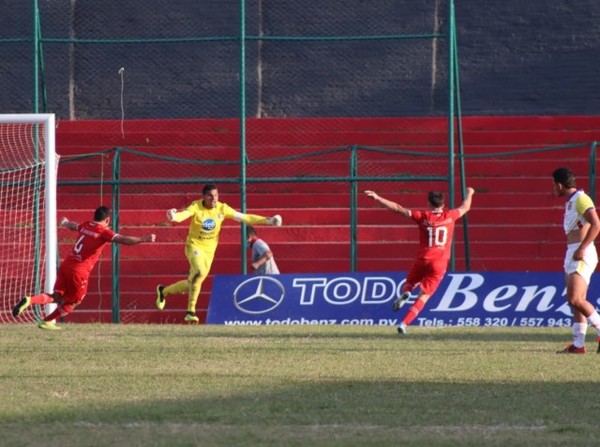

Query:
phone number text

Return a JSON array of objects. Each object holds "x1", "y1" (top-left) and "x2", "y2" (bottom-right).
[{"x1": 416, "y1": 317, "x2": 573, "y2": 328}]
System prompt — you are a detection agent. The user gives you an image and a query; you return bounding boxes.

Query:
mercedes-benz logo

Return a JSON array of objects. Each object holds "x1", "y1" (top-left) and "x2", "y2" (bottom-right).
[{"x1": 233, "y1": 276, "x2": 285, "y2": 314}]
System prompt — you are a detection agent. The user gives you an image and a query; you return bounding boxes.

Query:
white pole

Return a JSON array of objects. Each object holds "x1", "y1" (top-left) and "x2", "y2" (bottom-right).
[
  {"x1": 44, "y1": 114, "x2": 57, "y2": 299},
  {"x1": 3, "y1": 114, "x2": 58, "y2": 320}
]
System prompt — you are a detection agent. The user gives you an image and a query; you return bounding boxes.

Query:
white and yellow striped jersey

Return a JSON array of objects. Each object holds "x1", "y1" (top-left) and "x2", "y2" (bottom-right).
[{"x1": 564, "y1": 190, "x2": 595, "y2": 234}]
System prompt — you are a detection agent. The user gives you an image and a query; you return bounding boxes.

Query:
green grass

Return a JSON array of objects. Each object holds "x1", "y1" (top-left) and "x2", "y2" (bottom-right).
[{"x1": 1, "y1": 324, "x2": 600, "y2": 446}]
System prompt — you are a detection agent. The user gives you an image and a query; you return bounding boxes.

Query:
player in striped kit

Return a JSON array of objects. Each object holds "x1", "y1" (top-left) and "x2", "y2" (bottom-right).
[
  {"x1": 365, "y1": 187, "x2": 474, "y2": 334},
  {"x1": 552, "y1": 167, "x2": 600, "y2": 354}
]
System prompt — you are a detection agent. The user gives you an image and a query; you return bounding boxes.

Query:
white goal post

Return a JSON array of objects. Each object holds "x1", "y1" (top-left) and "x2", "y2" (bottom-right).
[{"x1": 0, "y1": 114, "x2": 57, "y2": 323}]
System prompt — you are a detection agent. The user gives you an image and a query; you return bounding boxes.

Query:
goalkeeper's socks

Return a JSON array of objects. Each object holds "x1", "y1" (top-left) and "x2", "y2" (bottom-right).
[
  {"x1": 402, "y1": 299, "x2": 425, "y2": 326},
  {"x1": 29, "y1": 293, "x2": 54, "y2": 305}
]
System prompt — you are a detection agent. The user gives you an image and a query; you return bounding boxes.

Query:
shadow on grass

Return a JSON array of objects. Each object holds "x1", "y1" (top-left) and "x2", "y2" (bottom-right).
[
  {"x1": 3, "y1": 324, "x2": 599, "y2": 446},
  {"x1": 4, "y1": 378, "x2": 600, "y2": 447}
]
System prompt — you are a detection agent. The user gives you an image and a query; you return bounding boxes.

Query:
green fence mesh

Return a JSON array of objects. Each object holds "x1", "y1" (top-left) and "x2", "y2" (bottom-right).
[
  {"x1": 4, "y1": 1, "x2": 456, "y2": 120},
  {"x1": 4, "y1": 1, "x2": 470, "y2": 322}
]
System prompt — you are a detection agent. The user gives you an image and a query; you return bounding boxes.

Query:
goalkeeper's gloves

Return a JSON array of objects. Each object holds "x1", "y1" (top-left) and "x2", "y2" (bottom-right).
[
  {"x1": 166, "y1": 208, "x2": 177, "y2": 222},
  {"x1": 267, "y1": 214, "x2": 282, "y2": 226}
]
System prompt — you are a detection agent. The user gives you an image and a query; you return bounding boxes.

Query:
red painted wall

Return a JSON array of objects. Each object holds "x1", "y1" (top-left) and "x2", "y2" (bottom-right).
[{"x1": 55, "y1": 116, "x2": 600, "y2": 323}]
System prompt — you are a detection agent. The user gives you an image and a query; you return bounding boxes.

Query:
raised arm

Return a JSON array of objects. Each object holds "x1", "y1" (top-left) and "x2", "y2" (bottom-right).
[
  {"x1": 233, "y1": 212, "x2": 282, "y2": 227},
  {"x1": 364, "y1": 190, "x2": 411, "y2": 218},
  {"x1": 113, "y1": 233, "x2": 156, "y2": 245},
  {"x1": 166, "y1": 208, "x2": 193, "y2": 223},
  {"x1": 60, "y1": 217, "x2": 79, "y2": 231},
  {"x1": 457, "y1": 187, "x2": 475, "y2": 217}
]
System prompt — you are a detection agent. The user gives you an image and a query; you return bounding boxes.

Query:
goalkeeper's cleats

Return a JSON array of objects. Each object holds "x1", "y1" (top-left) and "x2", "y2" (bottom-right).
[
  {"x1": 596, "y1": 337, "x2": 600, "y2": 354},
  {"x1": 38, "y1": 321, "x2": 62, "y2": 331},
  {"x1": 184, "y1": 312, "x2": 199, "y2": 323},
  {"x1": 156, "y1": 285, "x2": 166, "y2": 310},
  {"x1": 392, "y1": 292, "x2": 411, "y2": 311},
  {"x1": 397, "y1": 322, "x2": 407, "y2": 335},
  {"x1": 556, "y1": 343, "x2": 586, "y2": 354},
  {"x1": 12, "y1": 296, "x2": 31, "y2": 318}
]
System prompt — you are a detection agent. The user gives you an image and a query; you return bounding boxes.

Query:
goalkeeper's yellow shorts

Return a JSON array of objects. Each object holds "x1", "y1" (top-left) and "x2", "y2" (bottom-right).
[{"x1": 185, "y1": 244, "x2": 214, "y2": 282}]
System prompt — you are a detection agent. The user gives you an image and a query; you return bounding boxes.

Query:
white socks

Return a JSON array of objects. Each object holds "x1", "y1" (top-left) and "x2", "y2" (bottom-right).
[
  {"x1": 572, "y1": 322, "x2": 587, "y2": 348},
  {"x1": 586, "y1": 311, "x2": 600, "y2": 335}
]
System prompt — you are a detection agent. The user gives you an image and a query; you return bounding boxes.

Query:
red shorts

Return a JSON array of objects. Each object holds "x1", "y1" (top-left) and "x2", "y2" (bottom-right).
[
  {"x1": 53, "y1": 264, "x2": 90, "y2": 305},
  {"x1": 405, "y1": 257, "x2": 448, "y2": 295}
]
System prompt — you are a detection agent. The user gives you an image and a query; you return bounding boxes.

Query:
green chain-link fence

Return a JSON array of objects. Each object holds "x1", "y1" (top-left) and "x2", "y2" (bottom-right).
[{"x1": 3, "y1": 1, "x2": 473, "y2": 322}]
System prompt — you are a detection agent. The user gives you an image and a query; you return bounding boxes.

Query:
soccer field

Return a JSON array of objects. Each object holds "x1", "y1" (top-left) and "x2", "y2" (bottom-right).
[{"x1": 1, "y1": 324, "x2": 599, "y2": 446}]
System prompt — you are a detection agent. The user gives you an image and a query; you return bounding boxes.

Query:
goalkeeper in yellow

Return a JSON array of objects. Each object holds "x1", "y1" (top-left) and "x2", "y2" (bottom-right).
[{"x1": 156, "y1": 183, "x2": 282, "y2": 322}]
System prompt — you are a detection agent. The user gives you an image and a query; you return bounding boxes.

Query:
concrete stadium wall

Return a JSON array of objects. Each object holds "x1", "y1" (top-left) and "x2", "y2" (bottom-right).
[{"x1": 2, "y1": 1, "x2": 600, "y2": 118}]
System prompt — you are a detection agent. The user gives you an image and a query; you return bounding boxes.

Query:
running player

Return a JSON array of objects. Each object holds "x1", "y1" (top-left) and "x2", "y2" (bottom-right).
[
  {"x1": 12, "y1": 206, "x2": 156, "y2": 330},
  {"x1": 552, "y1": 167, "x2": 600, "y2": 354},
  {"x1": 155, "y1": 183, "x2": 282, "y2": 323},
  {"x1": 365, "y1": 187, "x2": 475, "y2": 334}
]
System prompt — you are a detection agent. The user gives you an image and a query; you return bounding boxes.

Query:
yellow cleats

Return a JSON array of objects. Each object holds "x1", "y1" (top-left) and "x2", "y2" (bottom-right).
[
  {"x1": 12, "y1": 296, "x2": 31, "y2": 318},
  {"x1": 38, "y1": 321, "x2": 62, "y2": 331},
  {"x1": 184, "y1": 313, "x2": 199, "y2": 323},
  {"x1": 156, "y1": 285, "x2": 166, "y2": 310}
]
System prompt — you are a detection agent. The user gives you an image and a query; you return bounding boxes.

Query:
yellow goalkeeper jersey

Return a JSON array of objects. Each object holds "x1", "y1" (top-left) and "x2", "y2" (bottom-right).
[{"x1": 172, "y1": 200, "x2": 237, "y2": 253}]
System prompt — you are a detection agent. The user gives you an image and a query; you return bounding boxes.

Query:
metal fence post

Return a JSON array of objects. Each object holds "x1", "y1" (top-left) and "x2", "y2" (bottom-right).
[
  {"x1": 590, "y1": 141, "x2": 597, "y2": 203},
  {"x1": 350, "y1": 145, "x2": 358, "y2": 272},
  {"x1": 111, "y1": 148, "x2": 121, "y2": 323}
]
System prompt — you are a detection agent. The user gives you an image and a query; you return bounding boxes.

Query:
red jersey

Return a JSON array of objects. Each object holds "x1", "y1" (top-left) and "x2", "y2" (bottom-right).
[
  {"x1": 410, "y1": 208, "x2": 461, "y2": 261},
  {"x1": 62, "y1": 221, "x2": 117, "y2": 274}
]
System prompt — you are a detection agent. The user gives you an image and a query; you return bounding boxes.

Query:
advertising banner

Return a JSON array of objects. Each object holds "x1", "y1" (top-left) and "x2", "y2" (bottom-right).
[{"x1": 206, "y1": 272, "x2": 600, "y2": 327}]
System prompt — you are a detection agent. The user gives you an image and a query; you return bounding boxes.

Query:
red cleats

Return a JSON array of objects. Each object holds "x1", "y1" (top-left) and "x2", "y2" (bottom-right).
[{"x1": 556, "y1": 344, "x2": 586, "y2": 354}]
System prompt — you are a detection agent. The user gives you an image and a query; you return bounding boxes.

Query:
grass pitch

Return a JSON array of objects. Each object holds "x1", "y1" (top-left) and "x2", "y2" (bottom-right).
[{"x1": 1, "y1": 324, "x2": 599, "y2": 446}]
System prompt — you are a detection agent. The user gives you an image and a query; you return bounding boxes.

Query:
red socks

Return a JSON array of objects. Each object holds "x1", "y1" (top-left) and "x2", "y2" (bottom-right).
[
  {"x1": 29, "y1": 293, "x2": 54, "y2": 305},
  {"x1": 43, "y1": 304, "x2": 74, "y2": 322},
  {"x1": 402, "y1": 299, "x2": 425, "y2": 326}
]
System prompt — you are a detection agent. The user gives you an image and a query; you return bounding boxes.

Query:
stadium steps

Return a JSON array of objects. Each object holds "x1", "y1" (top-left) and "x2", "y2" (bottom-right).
[
  {"x1": 57, "y1": 191, "x2": 556, "y2": 209},
  {"x1": 50, "y1": 206, "x2": 564, "y2": 227},
  {"x1": 57, "y1": 157, "x2": 594, "y2": 180},
  {"x1": 52, "y1": 115, "x2": 600, "y2": 323},
  {"x1": 45, "y1": 222, "x2": 563, "y2": 244},
  {"x1": 57, "y1": 129, "x2": 600, "y2": 147}
]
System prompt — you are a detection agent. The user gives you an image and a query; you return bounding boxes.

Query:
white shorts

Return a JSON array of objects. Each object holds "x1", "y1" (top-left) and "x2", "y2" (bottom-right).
[{"x1": 564, "y1": 243, "x2": 598, "y2": 284}]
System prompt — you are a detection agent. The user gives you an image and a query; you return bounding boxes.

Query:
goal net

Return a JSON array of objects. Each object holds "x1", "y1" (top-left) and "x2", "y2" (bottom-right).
[{"x1": 0, "y1": 114, "x2": 57, "y2": 323}]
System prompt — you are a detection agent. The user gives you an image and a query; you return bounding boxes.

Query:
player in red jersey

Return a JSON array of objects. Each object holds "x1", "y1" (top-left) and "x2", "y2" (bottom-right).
[
  {"x1": 365, "y1": 188, "x2": 475, "y2": 334},
  {"x1": 12, "y1": 206, "x2": 156, "y2": 330}
]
